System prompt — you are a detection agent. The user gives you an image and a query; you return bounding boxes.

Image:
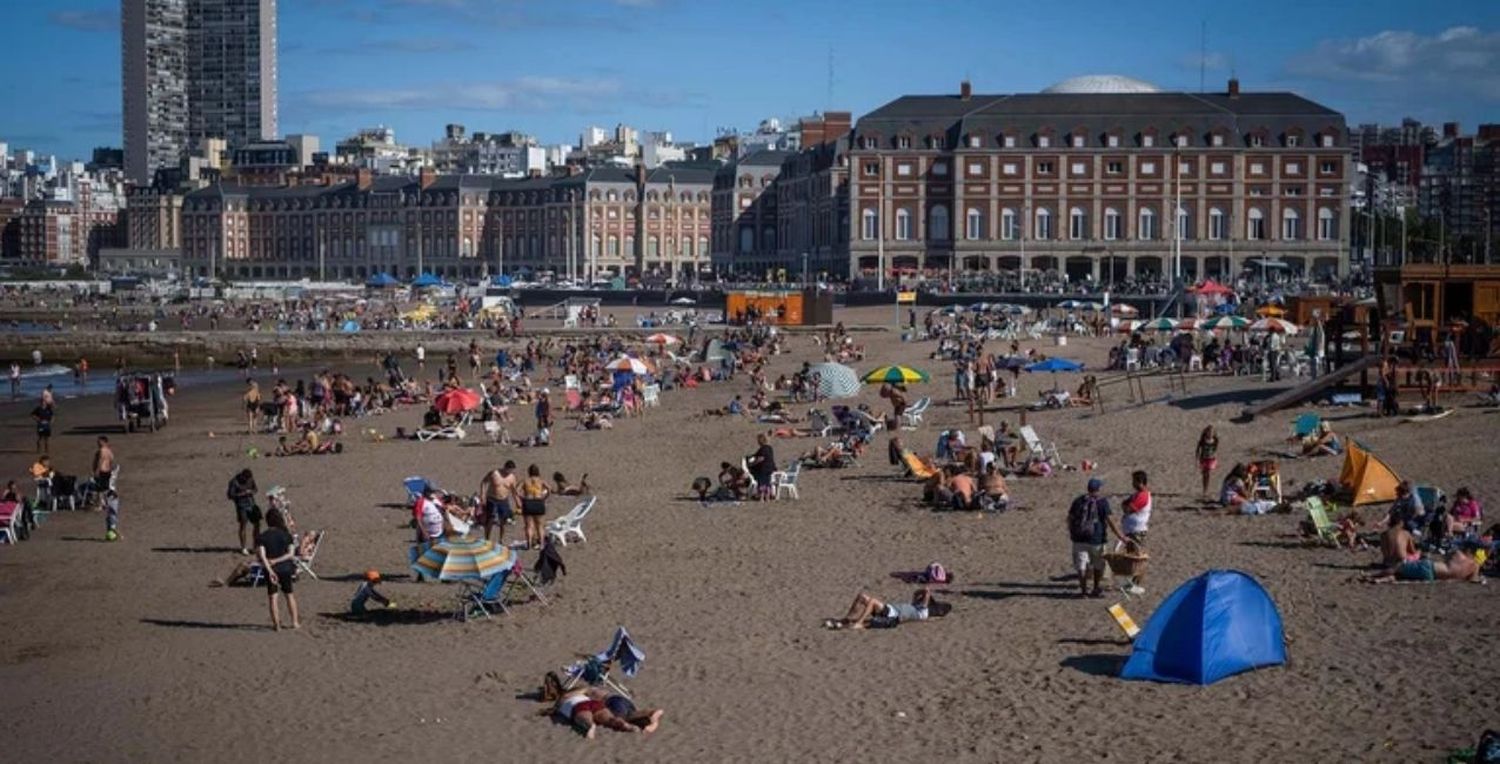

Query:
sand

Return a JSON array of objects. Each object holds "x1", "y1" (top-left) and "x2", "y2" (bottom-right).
[{"x1": 1, "y1": 305, "x2": 1496, "y2": 763}]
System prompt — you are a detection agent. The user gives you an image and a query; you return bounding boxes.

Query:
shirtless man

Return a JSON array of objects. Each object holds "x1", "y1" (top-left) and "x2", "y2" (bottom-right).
[
  {"x1": 92, "y1": 436, "x2": 116, "y2": 501},
  {"x1": 1363, "y1": 549, "x2": 1482, "y2": 583},
  {"x1": 1377, "y1": 515, "x2": 1419, "y2": 569},
  {"x1": 479, "y1": 460, "x2": 519, "y2": 542},
  {"x1": 244, "y1": 379, "x2": 263, "y2": 433}
]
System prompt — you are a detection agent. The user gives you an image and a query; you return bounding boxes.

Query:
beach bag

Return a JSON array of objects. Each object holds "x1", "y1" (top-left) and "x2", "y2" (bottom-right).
[
  {"x1": 924, "y1": 562, "x2": 951, "y2": 584},
  {"x1": 1068, "y1": 495, "x2": 1102, "y2": 543}
]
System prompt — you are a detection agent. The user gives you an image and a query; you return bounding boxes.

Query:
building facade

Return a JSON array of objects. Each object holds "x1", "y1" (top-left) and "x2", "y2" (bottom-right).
[
  {"x1": 123, "y1": 0, "x2": 278, "y2": 184},
  {"x1": 178, "y1": 165, "x2": 713, "y2": 282},
  {"x1": 123, "y1": 0, "x2": 190, "y2": 184},
  {"x1": 711, "y1": 149, "x2": 791, "y2": 277},
  {"x1": 1419, "y1": 123, "x2": 1499, "y2": 263},
  {"x1": 843, "y1": 77, "x2": 1351, "y2": 282}
]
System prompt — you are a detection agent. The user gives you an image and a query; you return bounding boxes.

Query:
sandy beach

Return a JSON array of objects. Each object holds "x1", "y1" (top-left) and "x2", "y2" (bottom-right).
[{"x1": 1, "y1": 304, "x2": 1496, "y2": 763}]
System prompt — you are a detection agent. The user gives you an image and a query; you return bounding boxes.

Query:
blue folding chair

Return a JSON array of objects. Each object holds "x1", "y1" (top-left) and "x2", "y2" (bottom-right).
[
  {"x1": 1291, "y1": 413, "x2": 1322, "y2": 439},
  {"x1": 564, "y1": 626, "x2": 646, "y2": 697},
  {"x1": 403, "y1": 476, "x2": 429, "y2": 504},
  {"x1": 456, "y1": 566, "x2": 514, "y2": 621}
]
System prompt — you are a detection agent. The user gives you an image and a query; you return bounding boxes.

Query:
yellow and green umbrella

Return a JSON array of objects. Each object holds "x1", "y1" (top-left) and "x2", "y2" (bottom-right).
[
  {"x1": 411, "y1": 535, "x2": 514, "y2": 582},
  {"x1": 862, "y1": 365, "x2": 930, "y2": 384}
]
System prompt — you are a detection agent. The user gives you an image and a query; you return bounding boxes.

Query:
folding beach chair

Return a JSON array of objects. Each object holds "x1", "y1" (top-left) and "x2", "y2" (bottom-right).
[
  {"x1": 901, "y1": 397, "x2": 931, "y2": 429},
  {"x1": 545, "y1": 496, "x2": 597, "y2": 546},
  {"x1": 35, "y1": 475, "x2": 75, "y2": 512},
  {"x1": 807, "y1": 409, "x2": 836, "y2": 437},
  {"x1": 403, "y1": 476, "x2": 429, "y2": 504},
  {"x1": 643, "y1": 384, "x2": 660, "y2": 408},
  {"x1": 1304, "y1": 497, "x2": 1339, "y2": 547},
  {"x1": 901, "y1": 451, "x2": 939, "y2": 480},
  {"x1": 456, "y1": 566, "x2": 516, "y2": 621},
  {"x1": 1019, "y1": 425, "x2": 1061, "y2": 465},
  {"x1": 1291, "y1": 413, "x2": 1322, "y2": 440},
  {"x1": 248, "y1": 530, "x2": 324, "y2": 586},
  {"x1": 563, "y1": 627, "x2": 646, "y2": 698},
  {"x1": 0, "y1": 501, "x2": 21, "y2": 544},
  {"x1": 482, "y1": 420, "x2": 510, "y2": 445}
]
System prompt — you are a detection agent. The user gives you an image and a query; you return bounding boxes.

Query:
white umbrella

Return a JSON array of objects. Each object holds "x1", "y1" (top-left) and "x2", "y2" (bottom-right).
[{"x1": 1249, "y1": 317, "x2": 1300, "y2": 335}]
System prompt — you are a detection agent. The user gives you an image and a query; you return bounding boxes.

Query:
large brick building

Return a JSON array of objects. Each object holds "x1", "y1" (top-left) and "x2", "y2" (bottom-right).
[
  {"x1": 180, "y1": 164, "x2": 714, "y2": 282},
  {"x1": 840, "y1": 76, "x2": 1351, "y2": 282}
]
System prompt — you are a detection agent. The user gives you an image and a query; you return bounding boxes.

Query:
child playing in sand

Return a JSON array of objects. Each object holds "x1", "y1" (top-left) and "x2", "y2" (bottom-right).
[
  {"x1": 103, "y1": 489, "x2": 121, "y2": 541},
  {"x1": 350, "y1": 570, "x2": 394, "y2": 615}
]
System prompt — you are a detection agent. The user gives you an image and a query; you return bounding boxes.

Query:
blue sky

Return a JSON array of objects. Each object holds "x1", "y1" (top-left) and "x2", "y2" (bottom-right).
[{"x1": 3, "y1": 0, "x2": 1498, "y2": 160}]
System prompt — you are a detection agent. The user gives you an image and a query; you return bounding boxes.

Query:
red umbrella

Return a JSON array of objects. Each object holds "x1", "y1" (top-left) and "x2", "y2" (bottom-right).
[
  {"x1": 1193, "y1": 279, "x2": 1235, "y2": 296},
  {"x1": 434, "y1": 387, "x2": 482, "y2": 414}
]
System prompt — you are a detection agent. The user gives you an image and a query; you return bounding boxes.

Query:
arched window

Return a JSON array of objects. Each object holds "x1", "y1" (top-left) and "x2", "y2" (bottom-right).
[
  {"x1": 1209, "y1": 208, "x2": 1226, "y2": 240},
  {"x1": 1176, "y1": 206, "x2": 1190, "y2": 241},
  {"x1": 1000, "y1": 208, "x2": 1017, "y2": 240},
  {"x1": 1247, "y1": 208, "x2": 1265, "y2": 240},
  {"x1": 1069, "y1": 207, "x2": 1088, "y2": 240},
  {"x1": 1103, "y1": 208, "x2": 1121, "y2": 240},
  {"x1": 966, "y1": 208, "x2": 984, "y2": 240},
  {"x1": 861, "y1": 209, "x2": 878, "y2": 240},
  {"x1": 607, "y1": 235, "x2": 619, "y2": 257},
  {"x1": 1282, "y1": 208, "x2": 1300, "y2": 240},
  {"x1": 1034, "y1": 208, "x2": 1052, "y2": 240},
  {"x1": 762, "y1": 226, "x2": 776, "y2": 250},
  {"x1": 591, "y1": 234, "x2": 601, "y2": 256},
  {"x1": 648, "y1": 235, "x2": 659, "y2": 257},
  {"x1": 1138, "y1": 208, "x2": 1156, "y2": 240},
  {"x1": 739, "y1": 227, "x2": 754, "y2": 253},
  {"x1": 895, "y1": 208, "x2": 912, "y2": 240},
  {"x1": 698, "y1": 236, "x2": 708, "y2": 258},
  {"x1": 930, "y1": 205, "x2": 949, "y2": 241},
  {"x1": 1317, "y1": 207, "x2": 1336, "y2": 241}
]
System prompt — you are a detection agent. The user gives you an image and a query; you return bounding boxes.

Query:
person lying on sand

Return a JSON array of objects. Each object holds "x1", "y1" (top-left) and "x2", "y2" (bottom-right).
[
  {"x1": 1360, "y1": 549, "x2": 1482, "y2": 583},
  {"x1": 540, "y1": 672, "x2": 663, "y2": 739},
  {"x1": 552, "y1": 472, "x2": 589, "y2": 496},
  {"x1": 824, "y1": 588, "x2": 949, "y2": 630},
  {"x1": 800, "y1": 442, "x2": 849, "y2": 468}
]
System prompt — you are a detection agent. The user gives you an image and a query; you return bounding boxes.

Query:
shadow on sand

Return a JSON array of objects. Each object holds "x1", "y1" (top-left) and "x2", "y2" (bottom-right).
[{"x1": 1059, "y1": 653, "x2": 1127, "y2": 677}]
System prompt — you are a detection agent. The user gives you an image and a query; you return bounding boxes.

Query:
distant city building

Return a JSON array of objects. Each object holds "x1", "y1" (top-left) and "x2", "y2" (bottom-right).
[
  {"x1": 123, "y1": 0, "x2": 279, "y2": 184},
  {"x1": 1419, "y1": 122, "x2": 1500, "y2": 262},
  {"x1": 335, "y1": 126, "x2": 419, "y2": 174},
  {"x1": 430, "y1": 124, "x2": 544, "y2": 176},
  {"x1": 286, "y1": 134, "x2": 319, "y2": 168},
  {"x1": 179, "y1": 164, "x2": 713, "y2": 282}
]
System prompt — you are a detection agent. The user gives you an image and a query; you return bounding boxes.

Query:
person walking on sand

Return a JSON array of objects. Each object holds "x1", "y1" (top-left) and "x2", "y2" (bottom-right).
[
  {"x1": 92, "y1": 436, "x2": 116, "y2": 498},
  {"x1": 416, "y1": 343, "x2": 426, "y2": 372},
  {"x1": 1195, "y1": 426, "x2": 1219, "y2": 500},
  {"x1": 255, "y1": 508, "x2": 301, "y2": 631},
  {"x1": 244, "y1": 379, "x2": 262, "y2": 433},
  {"x1": 9, "y1": 361, "x2": 20, "y2": 399},
  {"x1": 1119, "y1": 470, "x2": 1152, "y2": 595},
  {"x1": 32, "y1": 401, "x2": 53, "y2": 454},
  {"x1": 228, "y1": 469, "x2": 263, "y2": 555},
  {"x1": 1067, "y1": 477, "x2": 1127, "y2": 598}
]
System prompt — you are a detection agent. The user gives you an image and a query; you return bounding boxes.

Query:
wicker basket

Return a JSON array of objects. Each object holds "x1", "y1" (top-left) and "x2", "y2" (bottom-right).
[{"x1": 1105, "y1": 549, "x2": 1149, "y2": 577}]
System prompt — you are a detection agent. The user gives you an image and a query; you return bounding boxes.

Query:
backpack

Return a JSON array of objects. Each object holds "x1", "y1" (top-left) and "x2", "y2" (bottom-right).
[{"x1": 1068, "y1": 495, "x2": 1102, "y2": 542}]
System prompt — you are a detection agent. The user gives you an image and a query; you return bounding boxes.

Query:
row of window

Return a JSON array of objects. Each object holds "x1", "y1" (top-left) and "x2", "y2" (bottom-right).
[
  {"x1": 870, "y1": 158, "x2": 1340, "y2": 179},
  {"x1": 858, "y1": 130, "x2": 1337, "y2": 151},
  {"x1": 859, "y1": 205, "x2": 1339, "y2": 242}
]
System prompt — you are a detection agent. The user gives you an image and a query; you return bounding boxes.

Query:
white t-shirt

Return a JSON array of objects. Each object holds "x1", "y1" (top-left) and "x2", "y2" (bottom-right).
[
  {"x1": 419, "y1": 499, "x2": 444, "y2": 540},
  {"x1": 416, "y1": 346, "x2": 426, "y2": 361},
  {"x1": 1122, "y1": 489, "x2": 1153, "y2": 534}
]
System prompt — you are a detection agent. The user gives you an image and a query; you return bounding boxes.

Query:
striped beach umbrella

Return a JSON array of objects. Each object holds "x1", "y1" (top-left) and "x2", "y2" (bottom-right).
[
  {"x1": 1137, "y1": 317, "x2": 1180, "y2": 332},
  {"x1": 862, "y1": 365, "x2": 931, "y2": 384},
  {"x1": 411, "y1": 535, "x2": 514, "y2": 582},
  {"x1": 605, "y1": 356, "x2": 651, "y2": 375},
  {"x1": 645, "y1": 332, "x2": 681, "y2": 345},
  {"x1": 1250, "y1": 317, "x2": 1300, "y2": 335},
  {"x1": 808, "y1": 362, "x2": 861, "y2": 399},
  {"x1": 1198, "y1": 315, "x2": 1251, "y2": 332}
]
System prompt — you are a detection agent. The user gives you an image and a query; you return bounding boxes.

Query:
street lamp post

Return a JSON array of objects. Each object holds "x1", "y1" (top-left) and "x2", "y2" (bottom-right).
[{"x1": 801, "y1": 251, "x2": 808, "y2": 287}]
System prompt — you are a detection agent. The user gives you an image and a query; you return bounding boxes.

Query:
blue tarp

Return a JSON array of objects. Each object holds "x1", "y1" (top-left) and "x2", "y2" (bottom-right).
[
  {"x1": 366, "y1": 272, "x2": 398, "y2": 288},
  {"x1": 1120, "y1": 570, "x2": 1286, "y2": 685},
  {"x1": 491, "y1": 275, "x2": 513, "y2": 287},
  {"x1": 410, "y1": 272, "x2": 444, "y2": 288},
  {"x1": 341, "y1": 320, "x2": 361, "y2": 333}
]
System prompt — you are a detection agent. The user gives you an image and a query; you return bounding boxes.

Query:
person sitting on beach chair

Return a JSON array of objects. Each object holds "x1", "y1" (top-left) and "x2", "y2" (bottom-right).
[
  {"x1": 824, "y1": 587, "x2": 949, "y2": 630},
  {"x1": 1299, "y1": 421, "x2": 1342, "y2": 457},
  {"x1": 800, "y1": 442, "x2": 851, "y2": 469}
]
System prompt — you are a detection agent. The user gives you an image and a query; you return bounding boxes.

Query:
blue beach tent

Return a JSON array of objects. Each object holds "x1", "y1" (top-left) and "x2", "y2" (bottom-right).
[
  {"x1": 1119, "y1": 570, "x2": 1286, "y2": 685},
  {"x1": 410, "y1": 272, "x2": 444, "y2": 288},
  {"x1": 366, "y1": 272, "x2": 398, "y2": 288}
]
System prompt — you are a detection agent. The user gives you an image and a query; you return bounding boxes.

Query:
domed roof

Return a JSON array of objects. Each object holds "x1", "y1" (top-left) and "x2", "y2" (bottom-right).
[{"x1": 1042, "y1": 75, "x2": 1161, "y2": 94}]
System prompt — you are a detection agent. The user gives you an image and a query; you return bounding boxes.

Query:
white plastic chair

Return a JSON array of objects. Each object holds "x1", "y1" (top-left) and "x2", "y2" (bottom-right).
[
  {"x1": 545, "y1": 496, "x2": 597, "y2": 546},
  {"x1": 1124, "y1": 348, "x2": 1141, "y2": 371},
  {"x1": 1019, "y1": 425, "x2": 1061, "y2": 465},
  {"x1": 482, "y1": 420, "x2": 509, "y2": 445},
  {"x1": 643, "y1": 384, "x2": 660, "y2": 408},
  {"x1": 901, "y1": 397, "x2": 931, "y2": 429},
  {"x1": 770, "y1": 462, "x2": 801, "y2": 501}
]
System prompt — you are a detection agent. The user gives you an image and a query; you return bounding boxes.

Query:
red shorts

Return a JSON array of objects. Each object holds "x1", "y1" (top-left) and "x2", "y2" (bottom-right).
[
  {"x1": 572, "y1": 700, "x2": 603, "y2": 719},
  {"x1": 1199, "y1": 458, "x2": 1218, "y2": 471}
]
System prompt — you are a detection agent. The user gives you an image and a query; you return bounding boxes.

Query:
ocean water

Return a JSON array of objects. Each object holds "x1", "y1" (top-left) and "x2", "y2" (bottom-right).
[{"x1": 1, "y1": 362, "x2": 247, "y2": 405}]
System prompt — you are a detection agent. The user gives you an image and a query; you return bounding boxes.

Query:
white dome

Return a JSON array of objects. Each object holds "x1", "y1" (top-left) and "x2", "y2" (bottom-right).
[{"x1": 1042, "y1": 75, "x2": 1161, "y2": 94}]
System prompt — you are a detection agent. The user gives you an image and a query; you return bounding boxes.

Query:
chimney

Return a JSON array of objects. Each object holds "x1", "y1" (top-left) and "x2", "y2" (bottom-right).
[
  {"x1": 418, "y1": 166, "x2": 436, "y2": 189},
  {"x1": 356, "y1": 168, "x2": 373, "y2": 191},
  {"x1": 1227, "y1": 77, "x2": 1240, "y2": 99},
  {"x1": 960, "y1": 80, "x2": 972, "y2": 101}
]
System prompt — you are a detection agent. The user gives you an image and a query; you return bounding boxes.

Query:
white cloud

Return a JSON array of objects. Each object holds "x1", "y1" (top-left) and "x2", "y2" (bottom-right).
[
  {"x1": 299, "y1": 77, "x2": 624, "y2": 112},
  {"x1": 1287, "y1": 26, "x2": 1500, "y2": 96}
]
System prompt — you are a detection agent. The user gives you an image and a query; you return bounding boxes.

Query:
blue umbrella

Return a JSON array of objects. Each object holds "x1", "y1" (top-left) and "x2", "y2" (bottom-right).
[
  {"x1": 365, "y1": 272, "x2": 398, "y2": 288},
  {"x1": 1025, "y1": 357, "x2": 1084, "y2": 394},
  {"x1": 410, "y1": 272, "x2": 444, "y2": 288}
]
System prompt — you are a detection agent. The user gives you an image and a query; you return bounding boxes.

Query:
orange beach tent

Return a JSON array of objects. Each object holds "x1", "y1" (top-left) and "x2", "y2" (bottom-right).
[{"x1": 1338, "y1": 441, "x2": 1401, "y2": 505}]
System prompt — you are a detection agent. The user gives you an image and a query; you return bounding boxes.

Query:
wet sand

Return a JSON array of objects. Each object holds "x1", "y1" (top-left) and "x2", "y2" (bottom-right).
[{"x1": 0, "y1": 305, "x2": 1496, "y2": 762}]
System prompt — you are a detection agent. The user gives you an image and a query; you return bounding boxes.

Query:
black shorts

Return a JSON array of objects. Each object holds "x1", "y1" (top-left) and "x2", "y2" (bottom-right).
[
  {"x1": 266, "y1": 562, "x2": 297, "y2": 594},
  {"x1": 235, "y1": 499, "x2": 263, "y2": 525},
  {"x1": 485, "y1": 498, "x2": 512, "y2": 523},
  {"x1": 37, "y1": 424, "x2": 52, "y2": 437},
  {"x1": 521, "y1": 498, "x2": 547, "y2": 517},
  {"x1": 605, "y1": 695, "x2": 636, "y2": 719},
  {"x1": 95, "y1": 472, "x2": 112, "y2": 491}
]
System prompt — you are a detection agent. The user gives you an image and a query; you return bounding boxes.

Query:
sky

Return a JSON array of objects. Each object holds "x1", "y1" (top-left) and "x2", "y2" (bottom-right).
[{"x1": 2, "y1": 0, "x2": 1498, "y2": 161}]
